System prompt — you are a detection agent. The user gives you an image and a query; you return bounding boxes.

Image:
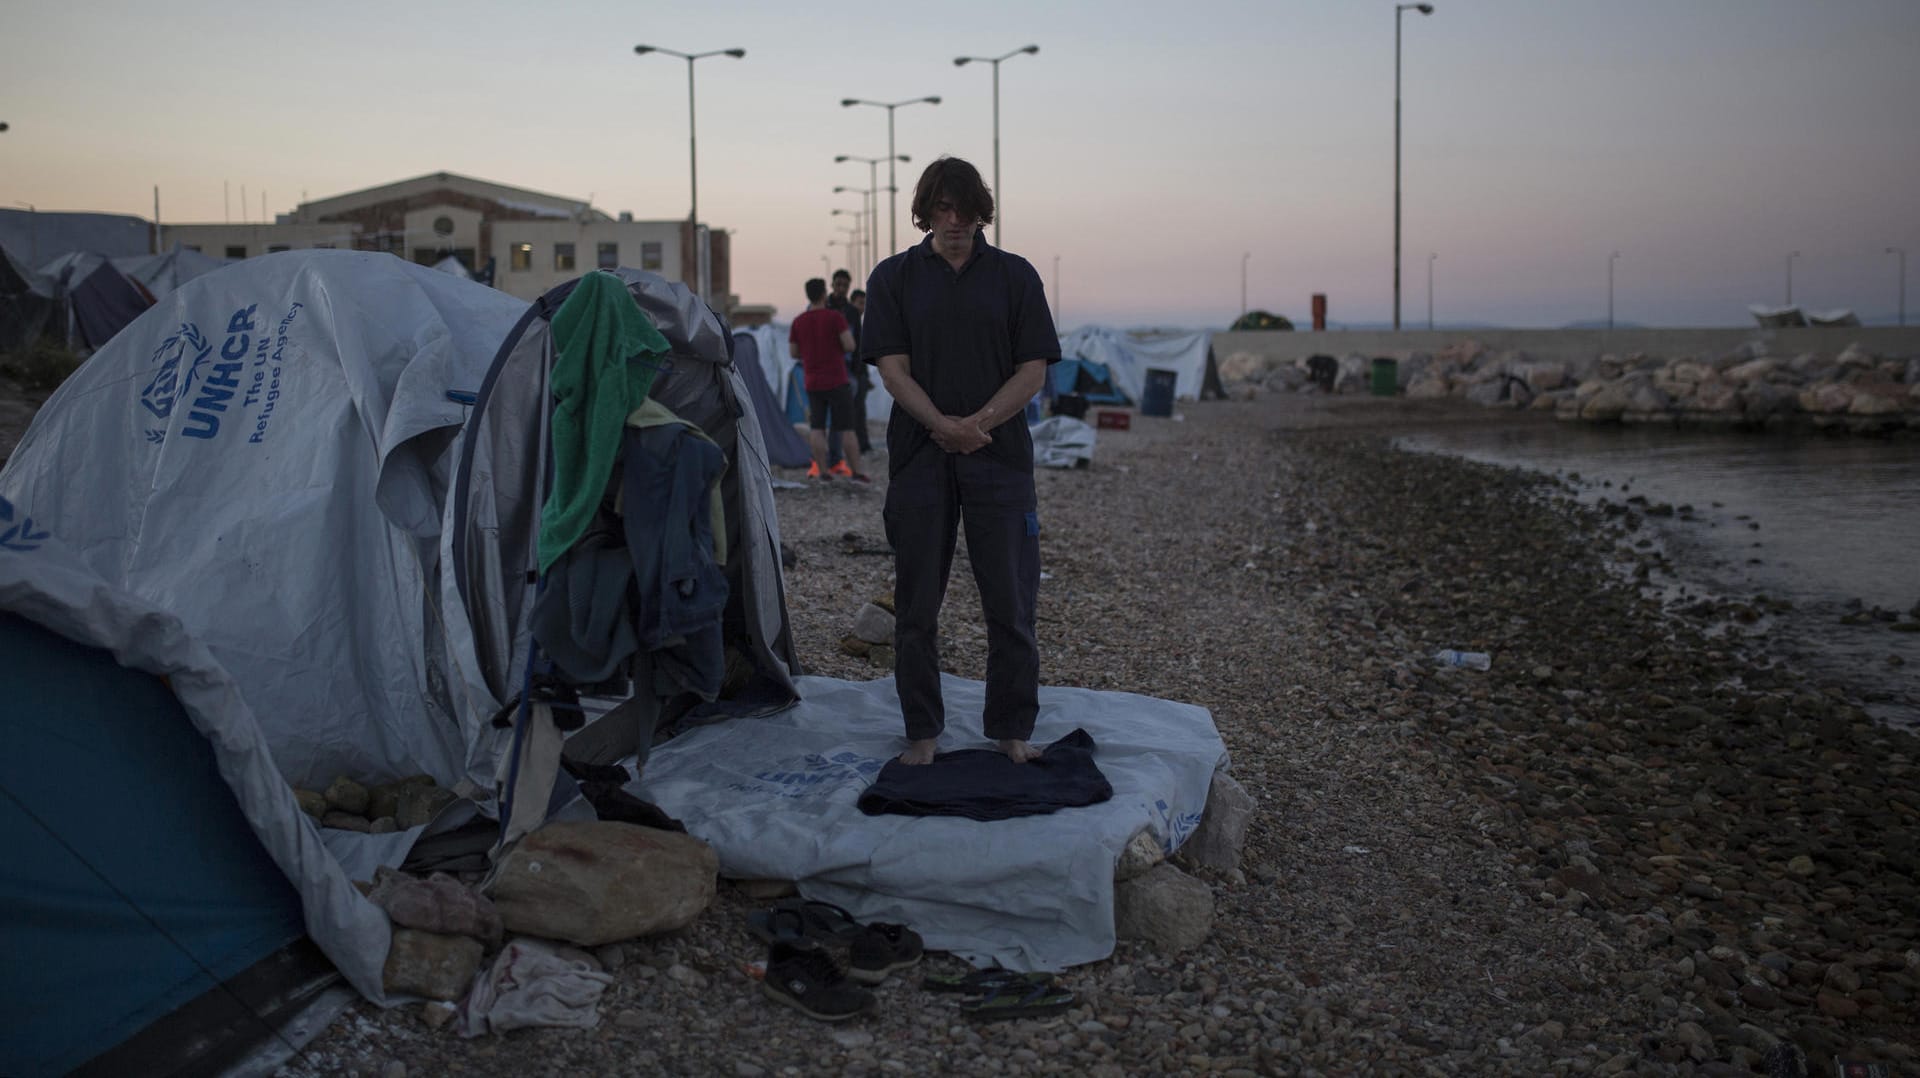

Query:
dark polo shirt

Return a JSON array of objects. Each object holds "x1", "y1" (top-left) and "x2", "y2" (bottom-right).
[{"x1": 860, "y1": 231, "x2": 1060, "y2": 473}]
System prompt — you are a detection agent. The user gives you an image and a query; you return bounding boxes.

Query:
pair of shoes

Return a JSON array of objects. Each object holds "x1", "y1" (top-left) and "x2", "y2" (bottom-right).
[
  {"x1": 829, "y1": 461, "x2": 854, "y2": 479},
  {"x1": 762, "y1": 940, "x2": 874, "y2": 1021},
  {"x1": 847, "y1": 922, "x2": 924, "y2": 984}
]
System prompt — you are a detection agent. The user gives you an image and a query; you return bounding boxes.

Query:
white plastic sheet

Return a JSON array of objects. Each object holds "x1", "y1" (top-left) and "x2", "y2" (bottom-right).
[{"x1": 636, "y1": 673, "x2": 1226, "y2": 971}]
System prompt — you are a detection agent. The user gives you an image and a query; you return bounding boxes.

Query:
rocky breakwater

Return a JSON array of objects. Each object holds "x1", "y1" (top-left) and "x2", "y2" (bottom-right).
[{"x1": 1219, "y1": 342, "x2": 1920, "y2": 433}]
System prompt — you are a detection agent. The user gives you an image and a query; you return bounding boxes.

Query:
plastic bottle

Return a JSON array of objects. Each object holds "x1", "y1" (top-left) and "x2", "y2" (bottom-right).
[{"x1": 1433, "y1": 649, "x2": 1492, "y2": 671}]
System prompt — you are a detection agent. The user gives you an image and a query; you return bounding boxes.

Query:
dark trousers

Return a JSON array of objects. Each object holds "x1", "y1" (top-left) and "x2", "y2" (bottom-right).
[{"x1": 883, "y1": 444, "x2": 1040, "y2": 742}]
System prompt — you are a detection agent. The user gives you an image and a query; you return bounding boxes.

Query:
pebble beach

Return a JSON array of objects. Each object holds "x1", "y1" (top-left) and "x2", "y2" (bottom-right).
[{"x1": 264, "y1": 394, "x2": 1918, "y2": 1077}]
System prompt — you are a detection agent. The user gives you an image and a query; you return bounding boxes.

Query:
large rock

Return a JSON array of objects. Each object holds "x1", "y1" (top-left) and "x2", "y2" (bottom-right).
[
  {"x1": 1847, "y1": 382, "x2": 1909, "y2": 416},
  {"x1": 383, "y1": 928, "x2": 485, "y2": 1001},
  {"x1": 1114, "y1": 829, "x2": 1166, "y2": 881},
  {"x1": 1624, "y1": 381, "x2": 1674, "y2": 419},
  {"x1": 1176, "y1": 772, "x2": 1255, "y2": 873},
  {"x1": 1798, "y1": 382, "x2": 1855, "y2": 415},
  {"x1": 325, "y1": 775, "x2": 370, "y2": 816},
  {"x1": 1580, "y1": 383, "x2": 1633, "y2": 421},
  {"x1": 490, "y1": 821, "x2": 717, "y2": 946},
  {"x1": 851, "y1": 602, "x2": 895, "y2": 646},
  {"x1": 1404, "y1": 374, "x2": 1450, "y2": 400},
  {"x1": 396, "y1": 783, "x2": 458, "y2": 829},
  {"x1": 1113, "y1": 864, "x2": 1214, "y2": 953},
  {"x1": 1462, "y1": 379, "x2": 1510, "y2": 407},
  {"x1": 1740, "y1": 383, "x2": 1797, "y2": 423},
  {"x1": 1725, "y1": 357, "x2": 1779, "y2": 385}
]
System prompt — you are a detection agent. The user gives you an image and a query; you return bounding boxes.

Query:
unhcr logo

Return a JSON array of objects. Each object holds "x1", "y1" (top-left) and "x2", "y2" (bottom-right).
[
  {"x1": 139, "y1": 321, "x2": 211, "y2": 423},
  {"x1": 730, "y1": 751, "x2": 886, "y2": 800},
  {"x1": 0, "y1": 495, "x2": 49, "y2": 553}
]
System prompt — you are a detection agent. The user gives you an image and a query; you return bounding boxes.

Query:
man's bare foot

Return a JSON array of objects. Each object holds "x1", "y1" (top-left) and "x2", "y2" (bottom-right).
[
  {"x1": 998, "y1": 738, "x2": 1041, "y2": 763},
  {"x1": 898, "y1": 738, "x2": 939, "y2": 765}
]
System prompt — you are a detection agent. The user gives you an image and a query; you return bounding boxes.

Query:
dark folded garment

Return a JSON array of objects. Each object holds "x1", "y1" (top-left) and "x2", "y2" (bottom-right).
[{"x1": 856, "y1": 728, "x2": 1113, "y2": 821}]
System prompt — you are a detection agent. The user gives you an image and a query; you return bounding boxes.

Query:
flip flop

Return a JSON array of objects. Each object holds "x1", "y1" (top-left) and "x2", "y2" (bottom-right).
[
  {"x1": 745, "y1": 905, "x2": 807, "y2": 944},
  {"x1": 772, "y1": 897, "x2": 866, "y2": 943},
  {"x1": 959, "y1": 980, "x2": 1077, "y2": 1021},
  {"x1": 921, "y1": 969, "x2": 1055, "y2": 996}
]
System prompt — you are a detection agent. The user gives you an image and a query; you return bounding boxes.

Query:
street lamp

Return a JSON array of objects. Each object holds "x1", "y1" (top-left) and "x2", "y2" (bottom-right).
[
  {"x1": 953, "y1": 45, "x2": 1039, "y2": 248},
  {"x1": 1428, "y1": 252, "x2": 1438, "y2": 330},
  {"x1": 1393, "y1": 2, "x2": 1434, "y2": 331},
  {"x1": 1889, "y1": 247, "x2": 1907, "y2": 327},
  {"x1": 1608, "y1": 250, "x2": 1620, "y2": 330},
  {"x1": 836, "y1": 154, "x2": 908, "y2": 269},
  {"x1": 833, "y1": 187, "x2": 873, "y2": 274},
  {"x1": 841, "y1": 97, "x2": 941, "y2": 253},
  {"x1": 831, "y1": 216, "x2": 864, "y2": 280},
  {"x1": 634, "y1": 43, "x2": 746, "y2": 297},
  {"x1": 1786, "y1": 250, "x2": 1799, "y2": 305},
  {"x1": 1240, "y1": 252, "x2": 1251, "y2": 318}
]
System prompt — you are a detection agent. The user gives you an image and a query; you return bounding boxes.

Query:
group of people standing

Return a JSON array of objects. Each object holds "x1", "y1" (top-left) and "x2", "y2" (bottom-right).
[{"x1": 788, "y1": 156, "x2": 1060, "y2": 766}]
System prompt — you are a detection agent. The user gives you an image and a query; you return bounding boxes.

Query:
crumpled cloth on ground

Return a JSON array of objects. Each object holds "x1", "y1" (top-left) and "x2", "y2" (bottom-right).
[{"x1": 459, "y1": 938, "x2": 616, "y2": 1037}]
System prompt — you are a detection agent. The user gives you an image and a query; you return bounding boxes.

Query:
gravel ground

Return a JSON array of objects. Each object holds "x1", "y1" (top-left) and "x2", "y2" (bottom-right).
[{"x1": 12, "y1": 381, "x2": 1916, "y2": 1076}]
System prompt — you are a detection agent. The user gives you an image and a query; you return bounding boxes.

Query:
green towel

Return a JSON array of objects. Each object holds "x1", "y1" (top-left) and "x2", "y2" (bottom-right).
[{"x1": 538, "y1": 272, "x2": 672, "y2": 574}]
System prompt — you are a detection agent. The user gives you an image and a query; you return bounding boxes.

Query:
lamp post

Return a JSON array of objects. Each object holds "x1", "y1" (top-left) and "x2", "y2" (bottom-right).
[
  {"x1": 1608, "y1": 250, "x2": 1620, "y2": 330},
  {"x1": 1428, "y1": 252, "x2": 1438, "y2": 330},
  {"x1": 1786, "y1": 250, "x2": 1799, "y2": 305},
  {"x1": 831, "y1": 220, "x2": 863, "y2": 280},
  {"x1": 1240, "y1": 252, "x2": 1251, "y2": 319},
  {"x1": 835, "y1": 154, "x2": 908, "y2": 269},
  {"x1": 634, "y1": 43, "x2": 746, "y2": 298},
  {"x1": 841, "y1": 97, "x2": 941, "y2": 254},
  {"x1": 1889, "y1": 247, "x2": 1907, "y2": 327},
  {"x1": 953, "y1": 45, "x2": 1039, "y2": 248},
  {"x1": 832, "y1": 189, "x2": 872, "y2": 275},
  {"x1": 1393, "y1": 2, "x2": 1434, "y2": 332}
]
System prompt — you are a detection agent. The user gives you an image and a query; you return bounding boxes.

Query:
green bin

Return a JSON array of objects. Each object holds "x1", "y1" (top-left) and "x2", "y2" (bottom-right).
[{"x1": 1370, "y1": 357, "x2": 1398, "y2": 397}]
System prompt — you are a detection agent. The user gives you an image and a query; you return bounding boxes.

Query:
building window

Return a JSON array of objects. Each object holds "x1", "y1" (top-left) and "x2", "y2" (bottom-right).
[
  {"x1": 268, "y1": 245, "x2": 290, "y2": 253},
  {"x1": 641, "y1": 241, "x2": 663, "y2": 271},
  {"x1": 433, "y1": 215, "x2": 455, "y2": 237},
  {"x1": 225, "y1": 245, "x2": 247, "y2": 259},
  {"x1": 597, "y1": 242, "x2": 619, "y2": 270},
  {"x1": 510, "y1": 243, "x2": 532, "y2": 272},
  {"x1": 553, "y1": 242, "x2": 576, "y2": 272}
]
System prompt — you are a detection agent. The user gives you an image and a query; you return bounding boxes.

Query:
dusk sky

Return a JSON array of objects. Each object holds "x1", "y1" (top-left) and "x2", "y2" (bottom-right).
[{"x1": 5, "y1": 0, "x2": 1917, "y2": 329}]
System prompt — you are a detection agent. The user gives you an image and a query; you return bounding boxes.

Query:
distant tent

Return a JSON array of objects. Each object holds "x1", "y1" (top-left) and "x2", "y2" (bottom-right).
[
  {"x1": 1057, "y1": 326, "x2": 1224, "y2": 403},
  {"x1": 113, "y1": 245, "x2": 228, "y2": 301},
  {"x1": 433, "y1": 255, "x2": 472, "y2": 280},
  {"x1": 1229, "y1": 309, "x2": 1293, "y2": 331},
  {"x1": 1750, "y1": 304, "x2": 1808, "y2": 329},
  {"x1": 729, "y1": 329, "x2": 812, "y2": 468},
  {"x1": 1048, "y1": 356, "x2": 1132, "y2": 405},
  {"x1": 1808, "y1": 309, "x2": 1861, "y2": 328},
  {"x1": 35, "y1": 251, "x2": 155, "y2": 351},
  {"x1": 0, "y1": 247, "x2": 59, "y2": 351}
]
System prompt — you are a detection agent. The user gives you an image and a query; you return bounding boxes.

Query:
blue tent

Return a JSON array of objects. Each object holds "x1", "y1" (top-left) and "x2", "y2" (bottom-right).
[
  {"x1": 729, "y1": 330, "x2": 812, "y2": 469},
  {"x1": 0, "y1": 611, "x2": 308, "y2": 1077},
  {"x1": 1050, "y1": 356, "x2": 1132, "y2": 406}
]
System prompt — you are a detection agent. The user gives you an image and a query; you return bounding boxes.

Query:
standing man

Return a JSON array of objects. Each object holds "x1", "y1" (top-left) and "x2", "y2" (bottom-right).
[
  {"x1": 789, "y1": 277, "x2": 867, "y2": 484},
  {"x1": 826, "y1": 269, "x2": 873, "y2": 455},
  {"x1": 861, "y1": 157, "x2": 1059, "y2": 765}
]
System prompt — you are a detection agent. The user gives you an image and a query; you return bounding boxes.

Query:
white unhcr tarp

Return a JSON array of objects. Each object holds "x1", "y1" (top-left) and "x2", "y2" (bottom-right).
[
  {"x1": 1030, "y1": 415, "x2": 1096, "y2": 468},
  {"x1": 0, "y1": 250, "x2": 530, "y2": 788},
  {"x1": 1058, "y1": 326, "x2": 1215, "y2": 402},
  {"x1": 635, "y1": 673, "x2": 1226, "y2": 971}
]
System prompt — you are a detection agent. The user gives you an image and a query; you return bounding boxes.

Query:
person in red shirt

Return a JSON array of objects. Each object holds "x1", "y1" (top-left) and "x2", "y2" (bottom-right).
[{"x1": 789, "y1": 277, "x2": 867, "y2": 482}]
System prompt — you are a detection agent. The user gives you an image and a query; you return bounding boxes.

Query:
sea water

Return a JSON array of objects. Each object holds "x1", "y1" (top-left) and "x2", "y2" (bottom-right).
[{"x1": 1396, "y1": 423, "x2": 1920, "y2": 728}]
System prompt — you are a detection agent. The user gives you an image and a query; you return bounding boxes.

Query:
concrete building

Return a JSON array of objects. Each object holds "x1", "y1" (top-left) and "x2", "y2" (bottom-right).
[{"x1": 160, "y1": 171, "x2": 733, "y2": 309}]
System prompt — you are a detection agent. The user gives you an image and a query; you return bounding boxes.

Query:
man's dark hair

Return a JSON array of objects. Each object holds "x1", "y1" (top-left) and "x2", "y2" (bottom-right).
[
  {"x1": 911, "y1": 156, "x2": 995, "y2": 232},
  {"x1": 832, "y1": 269, "x2": 851, "y2": 284},
  {"x1": 805, "y1": 277, "x2": 827, "y2": 303},
  {"x1": 850, "y1": 289, "x2": 866, "y2": 302}
]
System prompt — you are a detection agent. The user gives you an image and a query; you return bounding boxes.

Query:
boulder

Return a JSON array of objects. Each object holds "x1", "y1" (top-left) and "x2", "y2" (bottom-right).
[
  {"x1": 851, "y1": 602, "x2": 895, "y2": 646},
  {"x1": 396, "y1": 783, "x2": 457, "y2": 830},
  {"x1": 1689, "y1": 380, "x2": 1739, "y2": 416},
  {"x1": 1725, "y1": 357, "x2": 1781, "y2": 384},
  {"x1": 383, "y1": 928, "x2": 485, "y2": 1001},
  {"x1": 1625, "y1": 381, "x2": 1674, "y2": 418},
  {"x1": 1518, "y1": 361, "x2": 1568, "y2": 392},
  {"x1": 1798, "y1": 382, "x2": 1855, "y2": 415},
  {"x1": 325, "y1": 775, "x2": 370, "y2": 816},
  {"x1": 1114, "y1": 829, "x2": 1166, "y2": 882},
  {"x1": 1580, "y1": 383, "x2": 1634, "y2": 421},
  {"x1": 1114, "y1": 864, "x2": 1214, "y2": 952},
  {"x1": 1906, "y1": 357, "x2": 1920, "y2": 385},
  {"x1": 367, "y1": 866, "x2": 504, "y2": 947},
  {"x1": 292, "y1": 788, "x2": 328, "y2": 819},
  {"x1": 1835, "y1": 343, "x2": 1875, "y2": 369},
  {"x1": 1667, "y1": 360, "x2": 1713, "y2": 384},
  {"x1": 1740, "y1": 383, "x2": 1796, "y2": 424},
  {"x1": 1175, "y1": 772, "x2": 1255, "y2": 873},
  {"x1": 1847, "y1": 383, "x2": 1909, "y2": 416},
  {"x1": 1463, "y1": 379, "x2": 1510, "y2": 407},
  {"x1": 490, "y1": 821, "x2": 717, "y2": 946},
  {"x1": 321, "y1": 811, "x2": 372, "y2": 833},
  {"x1": 1404, "y1": 374, "x2": 1449, "y2": 400}
]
